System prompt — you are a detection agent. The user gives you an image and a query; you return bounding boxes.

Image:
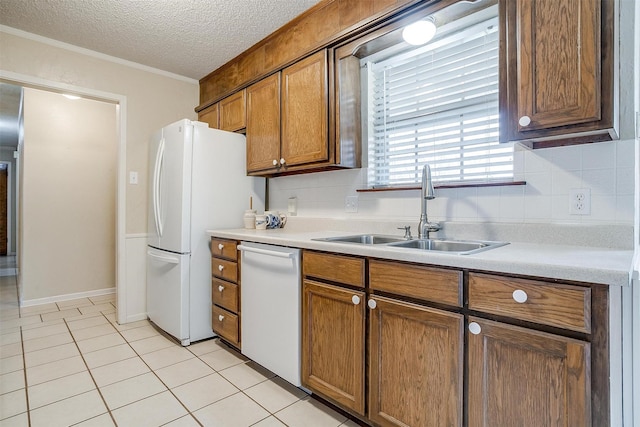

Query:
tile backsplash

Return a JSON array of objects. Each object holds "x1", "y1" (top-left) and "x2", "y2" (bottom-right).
[{"x1": 269, "y1": 139, "x2": 635, "y2": 225}]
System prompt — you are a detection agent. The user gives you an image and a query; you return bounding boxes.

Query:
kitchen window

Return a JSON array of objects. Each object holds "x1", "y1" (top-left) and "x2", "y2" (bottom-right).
[{"x1": 362, "y1": 4, "x2": 513, "y2": 188}]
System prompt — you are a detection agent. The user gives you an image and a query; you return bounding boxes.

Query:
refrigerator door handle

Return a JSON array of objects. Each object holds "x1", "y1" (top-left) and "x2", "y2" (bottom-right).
[
  {"x1": 153, "y1": 138, "x2": 165, "y2": 237},
  {"x1": 147, "y1": 250, "x2": 180, "y2": 264}
]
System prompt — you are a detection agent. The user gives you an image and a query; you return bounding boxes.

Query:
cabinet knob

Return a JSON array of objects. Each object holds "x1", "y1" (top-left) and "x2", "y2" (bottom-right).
[
  {"x1": 218, "y1": 243, "x2": 224, "y2": 250},
  {"x1": 280, "y1": 158, "x2": 286, "y2": 165},
  {"x1": 272, "y1": 159, "x2": 278, "y2": 166},
  {"x1": 468, "y1": 322, "x2": 481, "y2": 335},
  {"x1": 367, "y1": 299, "x2": 377, "y2": 309},
  {"x1": 218, "y1": 285, "x2": 224, "y2": 292},
  {"x1": 519, "y1": 115, "x2": 531, "y2": 127},
  {"x1": 218, "y1": 265, "x2": 224, "y2": 272},
  {"x1": 512, "y1": 289, "x2": 528, "y2": 303},
  {"x1": 352, "y1": 295, "x2": 361, "y2": 305},
  {"x1": 218, "y1": 315, "x2": 224, "y2": 322}
]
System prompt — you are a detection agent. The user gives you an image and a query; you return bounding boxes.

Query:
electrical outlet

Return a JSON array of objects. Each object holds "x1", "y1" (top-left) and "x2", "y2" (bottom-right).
[
  {"x1": 345, "y1": 195, "x2": 358, "y2": 213},
  {"x1": 570, "y1": 188, "x2": 591, "y2": 215}
]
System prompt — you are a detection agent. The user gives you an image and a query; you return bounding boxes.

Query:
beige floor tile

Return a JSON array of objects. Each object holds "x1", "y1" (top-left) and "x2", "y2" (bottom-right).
[
  {"x1": 244, "y1": 377, "x2": 308, "y2": 413},
  {"x1": 128, "y1": 334, "x2": 175, "y2": 355},
  {"x1": 40, "y1": 308, "x2": 81, "y2": 322},
  {"x1": 72, "y1": 413, "x2": 116, "y2": 426},
  {"x1": 90, "y1": 356, "x2": 150, "y2": 387},
  {"x1": 111, "y1": 390, "x2": 187, "y2": 427},
  {"x1": 119, "y1": 325, "x2": 160, "y2": 342},
  {"x1": 111, "y1": 318, "x2": 150, "y2": 331},
  {"x1": 0, "y1": 354, "x2": 23, "y2": 374},
  {"x1": 0, "y1": 332, "x2": 20, "y2": 345},
  {"x1": 0, "y1": 411, "x2": 29, "y2": 426},
  {"x1": 219, "y1": 361, "x2": 275, "y2": 390},
  {"x1": 140, "y1": 345, "x2": 194, "y2": 370},
  {"x1": 0, "y1": 388, "x2": 27, "y2": 420},
  {"x1": 187, "y1": 338, "x2": 225, "y2": 356},
  {"x1": 99, "y1": 372, "x2": 167, "y2": 410},
  {"x1": 253, "y1": 416, "x2": 287, "y2": 427},
  {"x1": 199, "y1": 347, "x2": 248, "y2": 371},
  {"x1": 89, "y1": 294, "x2": 116, "y2": 303},
  {"x1": 71, "y1": 323, "x2": 117, "y2": 341},
  {"x1": 193, "y1": 392, "x2": 270, "y2": 426},
  {"x1": 155, "y1": 357, "x2": 215, "y2": 388},
  {"x1": 26, "y1": 355, "x2": 86, "y2": 386},
  {"x1": 0, "y1": 315, "x2": 42, "y2": 330},
  {"x1": 56, "y1": 298, "x2": 93, "y2": 309},
  {"x1": 103, "y1": 312, "x2": 116, "y2": 323},
  {"x1": 19, "y1": 318, "x2": 63, "y2": 331},
  {"x1": 76, "y1": 332, "x2": 126, "y2": 354},
  {"x1": 0, "y1": 325, "x2": 19, "y2": 335},
  {"x1": 275, "y1": 397, "x2": 347, "y2": 427},
  {"x1": 0, "y1": 370, "x2": 24, "y2": 394},
  {"x1": 29, "y1": 390, "x2": 107, "y2": 427},
  {"x1": 27, "y1": 371, "x2": 95, "y2": 409},
  {"x1": 20, "y1": 303, "x2": 58, "y2": 316},
  {"x1": 21, "y1": 323, "x2": 68, "y2": 341},
  {"x1": 0, "y1": 342, "x2": 22, "y2": 358},
  {"x1": 22, "y1": 331, "x2": 73, "y2": 353},
  {"x1": 172, "y1": 373, "x2": 238, "y2": 412},
  {"x1": 78, "y1": 303, "x2": 114, "y2": 315},
  {"x1": 67, "y1": 315, "x2": 109, "y2": 331},
  {"x1": 82, "y1": 343, "x2": 137, "y2": 369},
  {"x1": 162, "y1": 414, "x2": 201, "y2": 426},
  {"x1": 23, "y1": 342, "x2": 80, "y2": 368},
  {"x1": 62, "y1": 311, "x2": 103, "y2": 323}
]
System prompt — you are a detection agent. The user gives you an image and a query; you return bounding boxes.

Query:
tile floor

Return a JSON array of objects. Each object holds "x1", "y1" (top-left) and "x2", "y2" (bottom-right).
[{"x1": 0, "y1": 257, "x2": 359, "y2": 426}]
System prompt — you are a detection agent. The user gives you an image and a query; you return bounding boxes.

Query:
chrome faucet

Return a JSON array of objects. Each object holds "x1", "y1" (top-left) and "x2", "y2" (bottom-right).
[{"x1": 418, "y1": 164, "x2": 441, "y2": 239}]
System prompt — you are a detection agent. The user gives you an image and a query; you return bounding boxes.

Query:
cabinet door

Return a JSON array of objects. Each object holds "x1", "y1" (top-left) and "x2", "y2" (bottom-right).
[
  {"x1": 506, "y1": 0, "x2": 602, "y2": 138},
  {"x1": 281, "y1": 50, "x2": 329, "y2": 167},
  {"x1": 198, "y1": 103, "x2": 219, "y2": 129},
  {"x1": 467, "y1": 317, "x2": 590, "y2": 427},
  {"x1": 246, "y1": 73, "x2": 282, "y2": 173},
  {"x1": 368, "y1": 296, "x2": 463, "y2": 427},
  {"x1": 301, "y1": 280, "x2": 365, "y2": 415},
  {"x1": 219, "y1": 90, "x2": 246, "y2": 132}
]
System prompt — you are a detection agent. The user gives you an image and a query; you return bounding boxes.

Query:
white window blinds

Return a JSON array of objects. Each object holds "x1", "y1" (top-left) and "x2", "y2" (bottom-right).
[{"x1": 366, "y1": 14, "x2": 513, "y2": 188}]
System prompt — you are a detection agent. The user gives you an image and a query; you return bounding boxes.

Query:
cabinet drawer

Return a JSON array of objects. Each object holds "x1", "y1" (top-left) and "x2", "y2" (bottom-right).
[
  {"x1": 303, "y1": 251, "x2": 365, "y2": 288},
  {"x1": 211, "y1": 258, "x2": 238, "y2": 283},
  {"x1": 212, "y1": 277, "x2": 238, "y2": 312},
  {"x1": 212, "y1": 305, "x2": 239, "y2": 346},
  {"x1": 369, "y1": 260, "x2": 462, "y2": 307},
  {"x1": 210, "y1": 238, "x2": 238, "y2": 261},
  {"x1": 468, "y1": 273, "x2": 591, "y2": 333}
]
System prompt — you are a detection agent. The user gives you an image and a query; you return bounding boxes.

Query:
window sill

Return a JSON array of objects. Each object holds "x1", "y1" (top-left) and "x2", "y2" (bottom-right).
[{"x1": 357, "y1": 180, "x2": 526, "y2": 193}]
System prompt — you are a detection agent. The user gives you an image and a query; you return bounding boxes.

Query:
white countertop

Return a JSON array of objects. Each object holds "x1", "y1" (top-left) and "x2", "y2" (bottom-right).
[{"x1": 207, "y1": 224, "x2": 634, "y2": 287}]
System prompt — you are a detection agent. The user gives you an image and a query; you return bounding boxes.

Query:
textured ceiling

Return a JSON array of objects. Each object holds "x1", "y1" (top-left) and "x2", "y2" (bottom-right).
[{"x1": 0, "y1": 0, "x2": 321, "y2": 80}]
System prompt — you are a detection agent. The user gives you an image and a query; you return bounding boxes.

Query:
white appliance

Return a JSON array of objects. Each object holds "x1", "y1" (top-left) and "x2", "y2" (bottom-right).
[
  {"x1": 238, "y1": 242, "x2": 302, "y2": 386},
  {"x1": 147, "y1": 119, "x2": 264, "y2": 346}
]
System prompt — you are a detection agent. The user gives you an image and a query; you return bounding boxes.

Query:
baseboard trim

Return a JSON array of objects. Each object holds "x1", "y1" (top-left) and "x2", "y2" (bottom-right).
[{"x1": 20, "y1": 287, "x2": 116, "y2": 307}]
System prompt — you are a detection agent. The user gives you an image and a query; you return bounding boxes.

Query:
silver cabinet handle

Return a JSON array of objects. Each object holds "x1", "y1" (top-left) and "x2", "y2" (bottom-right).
[
  {"x1": 352, "y1": 295, "x2": 360, "y2": 305},
  {"x1": 519, "y1": 115, "x2": 531, "y2": 127},
  {"x1": 468, "y1": 322, "x2": 481, "y2": 335},
  {"x1": 512, "y1": 289, "x2": 528, "y2": 303}
]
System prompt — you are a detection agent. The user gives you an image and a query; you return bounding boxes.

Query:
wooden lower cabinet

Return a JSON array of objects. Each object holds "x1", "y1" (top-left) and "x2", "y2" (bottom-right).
[
  {"x1": 301, "y1": 279, "x2": 366, "y2": 415},
  {"x1": 467, "y1": 317, "x2": 590, "y2": 427},
  {"x1": 368, "y1": 295, "x2": 464, "y2": 427}
]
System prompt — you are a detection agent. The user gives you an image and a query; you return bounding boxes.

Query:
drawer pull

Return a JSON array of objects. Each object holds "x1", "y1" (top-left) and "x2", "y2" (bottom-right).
[
  {"x1": 468, "y1": 322, "x2": 481, "y2": 335},
  {"x1": 218, "y1": 243, "x2": 224, "y2": 250},
  {"x1": 218, "y1": 265, "x2": 224, "y2": 272},
  {"x1": 519, "y1": 115, "x2": 531, "y2": 127},
  {"x1": 218, "y1": 285, "x2": 224, "y2": 292},
  {"x1": 218, "y1": 315, "x2": 224, "y2": 322},
  {"x1": 352, "y1": 295, "x2": 360, "y2": 305},
  {"x1": 367, "y1": 299, "x2": 377, "y2": 309},
  {"x1": 512, "y1": 289, "x2": 528, "y2": 303}
]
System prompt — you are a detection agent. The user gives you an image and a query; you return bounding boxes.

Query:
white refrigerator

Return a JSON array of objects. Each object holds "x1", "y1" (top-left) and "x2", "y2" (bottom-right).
[{"x1": 146, "y1": 119, "x2": 264, "y2": 346}]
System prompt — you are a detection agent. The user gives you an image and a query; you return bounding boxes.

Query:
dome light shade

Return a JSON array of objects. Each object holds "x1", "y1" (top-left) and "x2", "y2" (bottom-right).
[{"x1": 402, "y1": 19, "x2": 437, "y2": 45}]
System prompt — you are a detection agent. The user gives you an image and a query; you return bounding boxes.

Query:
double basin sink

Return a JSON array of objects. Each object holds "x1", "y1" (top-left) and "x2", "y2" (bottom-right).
[{"x1": 314, "y1": 234, "x2": 508, "y2": 255}]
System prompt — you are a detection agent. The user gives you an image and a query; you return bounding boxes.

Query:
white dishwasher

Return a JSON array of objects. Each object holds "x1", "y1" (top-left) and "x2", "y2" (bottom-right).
[{"x1": 238, "y1": 242, "x2": 302, "y2": 387}]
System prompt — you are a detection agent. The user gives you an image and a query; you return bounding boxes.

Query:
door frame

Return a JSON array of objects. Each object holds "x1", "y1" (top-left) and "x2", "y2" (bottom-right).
[{"x1": 0, "y1": 70, "x2": 127, "y2": 324}]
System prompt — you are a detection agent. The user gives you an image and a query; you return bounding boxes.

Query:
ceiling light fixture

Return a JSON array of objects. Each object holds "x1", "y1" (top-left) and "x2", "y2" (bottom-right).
[{"x1": 402, "y1": 18, "x2": 437, "y2": 46}]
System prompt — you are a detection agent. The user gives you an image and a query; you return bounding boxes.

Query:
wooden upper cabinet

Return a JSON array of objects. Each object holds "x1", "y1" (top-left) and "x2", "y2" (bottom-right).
[
  {"x1": 219, "y1": 90, "x2": 246, "y2": 132},
  {"x1": 467, "y1": 317, "x2": 591, "y2": 427},
  {"x1": 503, "y1": 0, "x2": 616, "y2": 146},
  {"x1": 198, "y1": 103, "x2": 219, "y2": 129},
  {"x1": 246, "y1": 73, "x2": 281, "y2": 173},
  {"x1": 281, "y1": 50, "x2": 329, "y2": 168}
]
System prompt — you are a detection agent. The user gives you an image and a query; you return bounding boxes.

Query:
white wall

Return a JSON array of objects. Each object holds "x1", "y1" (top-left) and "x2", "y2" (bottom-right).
[{"x1": 20, "y1": 88, "x2": 116, "y2": 301}]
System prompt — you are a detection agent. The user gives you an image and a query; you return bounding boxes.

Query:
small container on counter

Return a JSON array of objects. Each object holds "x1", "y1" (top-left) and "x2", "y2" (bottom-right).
[
  {"x1": 243, "y1": 209, "x2": 256, "y2": 229},
  {"x1": 255, "y1": 214, "x2": 267, "y2": 230}
]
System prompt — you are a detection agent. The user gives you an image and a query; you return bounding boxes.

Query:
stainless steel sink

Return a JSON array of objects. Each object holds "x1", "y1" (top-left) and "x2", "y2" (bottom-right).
[
  {"x1": 313, "y1": 234, "x2": 409, "y2": 245},
  {"x1": 388, "y1": 238, "x2": 508, "y2": 255}
]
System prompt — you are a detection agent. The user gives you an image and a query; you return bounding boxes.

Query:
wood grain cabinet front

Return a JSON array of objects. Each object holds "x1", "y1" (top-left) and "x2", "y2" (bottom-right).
[
  {"x1": 219, "y1": 90, "x2": 246, "y2": 132},
  {"x1": 210, "y1": 237, "x2": 241, "y2": 349}
]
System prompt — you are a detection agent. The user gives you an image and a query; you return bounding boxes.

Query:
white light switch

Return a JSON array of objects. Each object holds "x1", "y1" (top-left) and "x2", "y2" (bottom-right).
[{"x1": 129, "y1": 171, "x2": 138, "y2": 185}]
